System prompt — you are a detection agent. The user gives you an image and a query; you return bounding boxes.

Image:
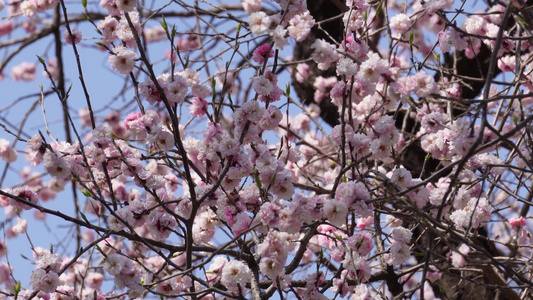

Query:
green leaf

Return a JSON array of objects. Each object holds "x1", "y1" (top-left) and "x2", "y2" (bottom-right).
[
  {"x1": 513, "y1": 115, "x2": 518, "y2": 125},
  {"x1": 160, "y1": 15, "x2": 168, "y2": 31},
  {"x1": 376, "y1": 1, "x2": 382, "y2": 15},
  {"x1": 211, "y1": 76, "x2": 216, "y2": 96},
  {"x1": 80, "y1": 212, "x2": 90, "y2": 224},
  {"x1": 36, "y1": 55, "x2": 45, "y2": 65},
  {"x1": 342, "y1": 175, "x2": 347, "y2": 183},
  {"x1": 409, "y1": 32, "x2": 414, "y2": 47},
  {"x1": 425, "y1": 153, "x2": 431, "y2": 161},
  {"x1": 434, "y1": 53, "x2": 440, "y2": 62},
  {"x1": 363, "y1": 11, "x2": 367, "y2": 21},
  {"x1": 236, "y1": 23, "x2": 242, "y2": 33},
  {"x1": 171, "y1": 25, "x2": 177, "y2": 39},
  {"x1": 415, "y1": 252, "x2": 424, "y2": 257},
  {"x1": 81, "y1": 0, "x2": 87, "y2": 9},
  {"x1": 270, "y1": 174, "x2": 277, "y2": 185},
  {"x1": 184, "y1": 56, "x2": 190, "y2": 69},
  {"x1": 93, "y1": 290, "x2": 97, "y2": 300},
  {"x1": 14, "y1": 282, "x2": 20, "y2": 294},
  {"x1": 81, "y1": 189, "x2": 94, "y2": 198},
  {"x1": 285, "y1": 83, "x2": 290, "y2": 98},
  {"x1": 453, "y1": 181, "x2": 460, "y2": 187},
  {"x1": 334, "y1": 234, "x2": 343, "y2": 241},
  {"x1": 253, "y1": 169, "x2": 262, "y2": 189},
  {"x1": 50, "y1": 244, "x2": 54, "y2": 253}
]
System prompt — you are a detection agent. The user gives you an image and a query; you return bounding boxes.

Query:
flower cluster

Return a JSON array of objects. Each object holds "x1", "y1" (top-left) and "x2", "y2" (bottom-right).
[{"x1": 2, "y1": 0, "x2": 533, "y2": 299}]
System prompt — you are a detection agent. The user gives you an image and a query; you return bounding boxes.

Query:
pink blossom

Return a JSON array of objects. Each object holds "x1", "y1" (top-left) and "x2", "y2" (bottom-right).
[
  {"x1": 176, "y1": 34, "x2": 200, "y2": 52},
  {"x1": 30, "y1": 269, "x2": 59, "y2": 293},
  {"x1": 407, "y1": 179, "x2": 430, "y2": 208},
  {"x1": 242, "y1": 0, "x2": 261, "y2": 14},
  {"x1": 165, "y1": 75, "x2": 188, "y2": 104},
  {"x1": 98, "y1": 16, "x2": 119, "y2": 42},
  {"x1": 347, "y1": 231, "x2": 373, "y2": 256},
  {"x1": 241, "y1": 100, "x2": 265, "y2": 122},
  {"x1": 0, "y1": 138, "x2": 17, "y2": 163},
  {"x1": 109, "y1": 45, "x2": 137, "y2": 74},
  {"x1": 189, "y1": 97, "x2": 208, "y2": 117},
  {"x1": 422, "y1": 0, "x2": 451, "y2": 14},
  {"x1": 450, "y1": 197, "x2": 492, "y2": 229},
  {"x1": 390, "y1": 168, "x2": 412, "y2": 190},
  {"x1": 115, "y1": 11, "x2": 141, "y2": 46},
  {"x1": 11, "y1": 62, "x2": 36, "y2": 82},
  {"x1": 271, "y1": 170, "x2": 294, "y2": 200},
  {"x1": 390, "y1": 13, "x2": 412, "y2": 39},
  {"x1": 249, "y1": 11, "x2": 270, "y2": 34},
  {"x1": 146, "y1": 210, "x2": 178, "y2": 240},
  {"x1": 271, "y1": 25, "x2": 289, "y2": 49},
  {"x1": 100, "y1": 0, "x2": 121, "y2": 15},
  {"x1": 498, "y1": 55, "x2": 516, "y2": 72},
  {"x1": 0, "y1": 20, "x2": 13, "y2": 37},
  {"x1": 323, "y1": 200, "x2": 348, "y2": 226},
  {"x1": 252, "y1": 75, "x2": 274, "y2": 95},
  {"x1": 9, "y1": 186, "x2": 39, "y2": 210},
  {"x1": 451, "y1": 243, "x2": 470, "y2": 267},
  {"x1": 252, "y1": 44, "x2": 274, "y2": 63},
  {"x1": 64, "y1": 28, "x2": 82, "y2": 45},
  {"x1": 116, "y1": 0, "x2": 136, "y2": 12},
  {"x1": 412, "y1": 71, "x2": 437, "y2": 98},
  {"x1": 351, "y1": 284, "x2": 372, "y2": 300},
  {"x1": 342, "y1": 36, "x2": 369, "y2": 60},
  {"x1": 85, "y1": 272, "x2": 104, "y2": 289},
  {"x1": 104, "y1": 253, "x2": 127, "y2": 275},
  {"x1": 21, "y1": 0, "x2": 60, "y2": 16},
  {"x1": 295, "y1": 63, "x2": 310, "y2": 83},
  {"x1": 144, "y1": 26, "x2": 166, "y2": 42},
  {"x1": 464, "y1": 15, "x2": 486, "y2": 35},
  {"x1": 10, "y1": 217, "x2": 28, "y2": 236},
  {"x1": 357, "y1": 52, "x2": 388, "y2": 83},
  {"x1": 139, "y1": 78, "x2": 166, "y2": 104},
  {"x1": 288, "y1": 11, "x2": 315, "y2": 42},
  {"x1": 192, "y1": 210, "x2": 217, "y2": 243},
  {"x1": 343, "y1": 4, "x2": 366, "y2": 34},
  {"x1": 311, "y1": 39, "x2": 339, "y2": 70},
  {"x1": 35, "y1": 251, "x2": 61, "y2": 273},
  {"x1": 386, "y1": 242, "x2": 410, "y2": 265},
  {"x1": 220, "y1": 260, "x2": 250, "y2": 291},
  {"x1": 427, "y1": 265, "x2": 442, "y2": 282},
  {"x1": 391, "y1": 226, "x2": 412, "y2": 243},
  {"x1": 509, "y1": 217, "x2": 526, "y2": 229},
  {"x1": 259, "y1": 105, "x2": 282, "y2": 130},
  {"x1": 336, "y1": 57, "x2": 358, "y2": 77},
  {"x1": 437, "y1": 27, "x2": 468, "y2": 52}
]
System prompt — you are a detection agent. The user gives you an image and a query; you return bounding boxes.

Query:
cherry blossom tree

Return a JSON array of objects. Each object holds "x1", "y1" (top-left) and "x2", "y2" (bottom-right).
[{"x1": 0, "y1": 0, "x2": 533, "y2": 299}]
